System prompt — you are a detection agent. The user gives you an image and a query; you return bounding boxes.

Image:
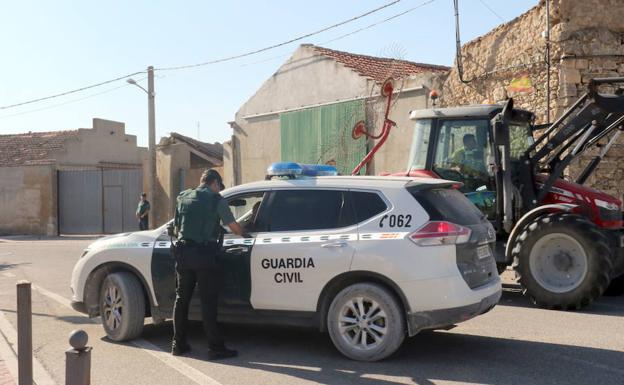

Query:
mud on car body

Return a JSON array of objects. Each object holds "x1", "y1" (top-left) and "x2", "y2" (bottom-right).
[{"x1": 70, "y1": 163, "x2": 501, "y2": 361}]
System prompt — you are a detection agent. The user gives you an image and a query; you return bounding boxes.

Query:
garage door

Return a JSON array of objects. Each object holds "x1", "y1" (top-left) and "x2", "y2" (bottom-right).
[{"x1": 58, "y1": 168, "x2": 143, "y2": 234}]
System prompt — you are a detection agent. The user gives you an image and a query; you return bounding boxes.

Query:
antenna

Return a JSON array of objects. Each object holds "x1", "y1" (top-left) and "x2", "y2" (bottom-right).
[{"x1": 196, "y1": 121, "x2": 200, "y2": 140}]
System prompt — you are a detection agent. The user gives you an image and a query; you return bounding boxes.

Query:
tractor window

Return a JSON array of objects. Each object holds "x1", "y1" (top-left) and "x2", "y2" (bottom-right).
[
  {"x1": 509, "y1": 120, "x2": 534, "y2": 159},
  {"x1": 432, "y1": 119, "x2": 493, "y2": 194},
  {"x1": 407, "y1": 119, "x2": 432, "y2": 171}
]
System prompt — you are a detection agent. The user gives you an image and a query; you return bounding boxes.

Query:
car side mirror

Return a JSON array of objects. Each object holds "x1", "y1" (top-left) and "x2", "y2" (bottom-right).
[{"x1": 229, "y1": 199, "x2": 247, "y2": 207}]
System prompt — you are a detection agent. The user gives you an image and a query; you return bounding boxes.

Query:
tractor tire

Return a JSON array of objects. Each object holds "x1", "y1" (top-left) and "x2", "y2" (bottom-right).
[
  {"x1": 604, "y1": 273, "x2": 624, "y2": 296},
  {"x1": 511, "y1": 213, "x2": 612, "y2": 310}
]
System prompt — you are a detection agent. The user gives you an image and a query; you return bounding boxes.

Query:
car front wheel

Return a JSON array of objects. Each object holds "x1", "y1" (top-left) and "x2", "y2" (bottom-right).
[
  {"x1": 99, "y1": 272, "x2": 146, "y2": 341},
  {"x1": 327, "y1": 283, "x2": 405, "y2": 361}
]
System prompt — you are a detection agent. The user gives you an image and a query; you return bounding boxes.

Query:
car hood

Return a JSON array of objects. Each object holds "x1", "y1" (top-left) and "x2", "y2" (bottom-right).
[{"x1": 86, "y1": 229, "x2": 161, "y2": 251}]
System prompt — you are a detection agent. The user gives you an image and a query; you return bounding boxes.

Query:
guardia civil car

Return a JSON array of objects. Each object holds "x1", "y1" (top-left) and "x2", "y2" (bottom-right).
[{"x1": 70, "y1": 163, "x2": 501, "y2": 361}]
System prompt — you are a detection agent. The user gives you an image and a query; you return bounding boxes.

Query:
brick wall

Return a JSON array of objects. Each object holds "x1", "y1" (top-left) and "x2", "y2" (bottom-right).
[{"x1": 440, "y1": 0, "x2": 624, "y2": 200}]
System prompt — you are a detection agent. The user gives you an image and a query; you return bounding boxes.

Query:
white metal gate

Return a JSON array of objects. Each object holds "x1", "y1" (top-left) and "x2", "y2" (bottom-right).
[{"x1": 58, "y1": 168, "x2": 143, "y2": 234}]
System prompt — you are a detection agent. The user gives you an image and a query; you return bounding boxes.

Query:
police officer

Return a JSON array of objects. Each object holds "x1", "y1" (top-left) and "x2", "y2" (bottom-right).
[{"x1": 169, "y1": 169, "x2": 247, "y2": 360}]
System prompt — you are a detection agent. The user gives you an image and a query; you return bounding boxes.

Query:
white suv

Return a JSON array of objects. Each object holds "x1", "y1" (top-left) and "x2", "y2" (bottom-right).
[{"x1": 70, "y1": 164, "x2": 501, "y2": 361}]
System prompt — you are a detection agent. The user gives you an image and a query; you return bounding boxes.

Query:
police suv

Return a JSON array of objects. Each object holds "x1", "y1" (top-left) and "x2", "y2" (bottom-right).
[{"x1": 70, "y1": 163, "x2": 501, "y2": 361}]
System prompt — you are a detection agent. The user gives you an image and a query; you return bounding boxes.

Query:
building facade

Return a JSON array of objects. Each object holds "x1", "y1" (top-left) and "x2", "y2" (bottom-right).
[
  {"x1": 0, "y1": 118, "x2": 146, "y2": 235},
  {"x1": 223, "y1": 44, "x2": 448, "y2": 186}
]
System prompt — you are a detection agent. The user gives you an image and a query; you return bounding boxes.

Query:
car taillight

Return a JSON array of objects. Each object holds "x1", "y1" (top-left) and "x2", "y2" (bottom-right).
[{"x1": 409, "y1": 221, "x2": 471, "y2": 246}]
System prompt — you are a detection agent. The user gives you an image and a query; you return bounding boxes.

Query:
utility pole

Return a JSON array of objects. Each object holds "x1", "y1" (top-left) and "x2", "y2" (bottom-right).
[
  {"x1": 545, "y1": 0, "x2": 551, "y2": 123},
  {"x1": 147, "y1": 66, "x2": 156, "y2": 229}
]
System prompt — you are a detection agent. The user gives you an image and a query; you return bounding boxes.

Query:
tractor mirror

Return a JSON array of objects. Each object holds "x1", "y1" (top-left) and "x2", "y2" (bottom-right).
[{"x1": 492, "y1": 116, "x2": 509, "y2": 146}]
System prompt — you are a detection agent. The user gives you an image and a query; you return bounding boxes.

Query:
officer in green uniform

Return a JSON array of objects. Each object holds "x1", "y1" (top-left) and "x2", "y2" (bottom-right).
[
  {"x1": 169, "y1": 169, "x2": 247, "y2": 360},
  {"x1": 136, "y1": 193, "x2": 150, "y2": 230}
]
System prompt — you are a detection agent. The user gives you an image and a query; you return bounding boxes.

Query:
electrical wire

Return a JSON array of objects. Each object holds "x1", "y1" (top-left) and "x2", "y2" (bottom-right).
[
  {"x1": 0, "y1": 0, "x2": 404, "y2": 111},
  {"x1": 477, "y1": 0, "x2": 505, "y2": 23},
  {"x1": 453, "y1": 0, "x2": 472, "y2": 83},
  {"x1": 0, "y1": 71, "x2": 145, "y2": 111},
  {"x1": 240, "y1": 0, "x2": 437, "y2": 68},
  {"x1": 154, "y1": 0, "x2": 404, "y2": 71},
  {"x1": 0, "y1": 77, "x2": 147, "y2": 120}
]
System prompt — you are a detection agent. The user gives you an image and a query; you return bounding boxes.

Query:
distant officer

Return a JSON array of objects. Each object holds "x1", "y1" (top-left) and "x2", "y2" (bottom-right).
[
  {"x1": 136, "y1": 193, "x2": 150, "y2": 230},
  {"x1": 169, "y1": 169, "x2": 247, "y2": 360}
]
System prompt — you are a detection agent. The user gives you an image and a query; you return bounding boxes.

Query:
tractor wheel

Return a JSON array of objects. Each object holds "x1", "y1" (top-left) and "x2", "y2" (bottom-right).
[
  {"x1": 604, "y1": 273, "x2": 624, "y2": 296},
  {"x1": 511, "y1": 213, "x2": 612, "y2": 310}
]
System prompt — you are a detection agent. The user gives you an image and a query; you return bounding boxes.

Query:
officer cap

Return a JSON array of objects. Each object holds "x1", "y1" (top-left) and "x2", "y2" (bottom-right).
[{"x1": 201, "y1": 169, "x2": 225, "y2": 190}]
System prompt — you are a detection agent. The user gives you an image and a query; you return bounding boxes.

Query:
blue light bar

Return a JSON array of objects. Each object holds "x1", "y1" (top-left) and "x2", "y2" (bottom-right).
[{"x1": 266, "y1": 162, "x2": 338, "y2": 179}]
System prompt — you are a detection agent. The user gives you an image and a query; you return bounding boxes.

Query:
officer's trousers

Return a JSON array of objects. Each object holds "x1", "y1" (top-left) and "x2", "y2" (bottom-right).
[{"x1": 172, "y1": 263, "x2": 225, "y2": 350}]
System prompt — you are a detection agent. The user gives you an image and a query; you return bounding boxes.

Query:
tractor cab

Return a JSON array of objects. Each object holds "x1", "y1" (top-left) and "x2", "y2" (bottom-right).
[{"x1": 406, "y1": 104, "x2": 534, "y2": 219}]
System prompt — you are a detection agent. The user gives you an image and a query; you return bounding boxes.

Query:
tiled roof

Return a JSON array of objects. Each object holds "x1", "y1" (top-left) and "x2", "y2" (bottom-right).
[
  {"x1": 162, "y1": 133, "x2": 223, "y2": 161},
  {"x1": 0, "y1": 130, "x2": 79, "y2": 167},
  {"x1": 308, "y1": 45, "x2": 450, "y2": 83}
]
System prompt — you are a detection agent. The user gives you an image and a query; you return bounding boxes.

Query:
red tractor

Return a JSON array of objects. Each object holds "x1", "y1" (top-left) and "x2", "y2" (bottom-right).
[{"x1": 354, "y1": 78, "x2": 624, "y2": 309}]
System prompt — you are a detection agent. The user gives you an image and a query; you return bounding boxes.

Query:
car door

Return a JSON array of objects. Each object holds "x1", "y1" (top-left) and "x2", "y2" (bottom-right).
[
  {"x1": 218, "y1": 192, "x2": 266, "y2": 308},
  {"x1": 249, "y1": 189, "x2": 357, "y2": 312}
]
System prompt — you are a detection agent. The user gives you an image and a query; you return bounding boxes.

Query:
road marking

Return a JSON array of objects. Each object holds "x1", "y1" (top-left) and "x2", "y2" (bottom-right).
[
  {"x1": 131, "y1": 339, "x2": 223, "y2": 385},
  {"x1": 34, "y1": 284, "x2": 223, "y2": 385},
  {"x1": 2, "y1": 272, "x2": 15, "y2": 278},
  {"x1": 0, "y1": 309, "x2": 57, "y2": 385}
]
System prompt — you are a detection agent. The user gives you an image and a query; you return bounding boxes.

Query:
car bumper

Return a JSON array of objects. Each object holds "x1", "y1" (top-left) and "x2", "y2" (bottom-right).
[
  {"x1": 406, "y1": 284, "x2": 501, "y2": 336},
  {"x1": 71, "y1": 300, "x2": 88, "y2": 315}
]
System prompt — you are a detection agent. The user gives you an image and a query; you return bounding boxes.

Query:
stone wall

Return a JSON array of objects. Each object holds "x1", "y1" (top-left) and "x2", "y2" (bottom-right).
[
  {"x1": 441, "y1": 0, "x2": 624, "y2": 200},
  {"x1": 0, "y1": 165, "x2": 57, "y2": 236}
]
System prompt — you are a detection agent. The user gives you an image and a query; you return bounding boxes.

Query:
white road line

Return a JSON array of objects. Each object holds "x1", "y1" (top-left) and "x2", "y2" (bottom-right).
[
  {"x1": 2, "y1": 272, "x2": 16, "y2": 278},
  {"x1": 0, "y1": 309, "x2": 57, "y2": 385},
  {"x1": 131, "y1": 339, "x2": 223, "y2": 385},
  {"x1": 33, "y1": 284, "x2": 223, "y2": 385}
]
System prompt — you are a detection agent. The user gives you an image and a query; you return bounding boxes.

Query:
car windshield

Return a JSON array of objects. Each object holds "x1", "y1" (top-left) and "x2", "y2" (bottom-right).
[
  {"x1": 406, "y1": 119, "x2": 432, "y2": 171},
  {"x1": 509, "y1": 120, "x2": 534, "y2": 159}
]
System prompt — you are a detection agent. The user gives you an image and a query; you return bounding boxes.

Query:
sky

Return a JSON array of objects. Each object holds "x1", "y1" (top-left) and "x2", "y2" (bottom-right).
[{"x1": 0, "y1": 0, "x2": 537, "y2": 147}]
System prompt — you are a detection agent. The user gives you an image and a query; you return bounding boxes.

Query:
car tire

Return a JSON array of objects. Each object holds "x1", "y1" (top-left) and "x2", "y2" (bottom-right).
[
  {"x1": 512, "y1": 213, "x2": 612, "y2": 310},
  {"x1": 327, "y1": 283, "x2": 405, "y2": 361},
  {"x1": 99, "y1": 272, "x2": 146, "y2": 341}
]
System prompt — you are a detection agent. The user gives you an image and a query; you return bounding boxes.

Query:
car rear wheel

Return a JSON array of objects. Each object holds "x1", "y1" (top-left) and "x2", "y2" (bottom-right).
[
  {"x1": 99, "y1": 272, "x2": 145, "y2": 341},
  {"x1": 327, "y1": 283, "x2": 405, "y2": 361},
  {"x1": 512, "y1": 213, "x2": 612, "y2": 310}
]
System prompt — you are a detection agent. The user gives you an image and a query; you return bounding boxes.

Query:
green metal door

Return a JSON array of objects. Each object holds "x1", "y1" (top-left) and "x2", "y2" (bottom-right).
[{"x1": 280, "y1": 100, "x2": 366, "y2": 175}]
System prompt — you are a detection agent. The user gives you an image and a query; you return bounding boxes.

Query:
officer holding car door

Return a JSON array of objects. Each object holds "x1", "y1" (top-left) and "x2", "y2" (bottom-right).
[{"x1": 168, "y1": 169, "x2": 248, "y2": 360}]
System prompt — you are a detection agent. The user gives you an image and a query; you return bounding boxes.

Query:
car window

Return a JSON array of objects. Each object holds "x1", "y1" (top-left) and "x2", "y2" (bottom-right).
[
  {"x1": 350, "y1": 191, "x2": 387, "y2": 222},
  {"x1": 261, "y1": 190, "x2": 355, "y2": 232},
  {"x1": 226, "y1": 192, "x2": 266, "y2": 232}
]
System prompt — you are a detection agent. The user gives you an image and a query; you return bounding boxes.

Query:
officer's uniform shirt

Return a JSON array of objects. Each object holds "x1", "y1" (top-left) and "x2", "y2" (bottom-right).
[
  {"x1": 174, "y1": 187, "x2": 235, "y2": 243},
  {"x1": 136, "y1": 200, "x2": 150, "y2": 218}
]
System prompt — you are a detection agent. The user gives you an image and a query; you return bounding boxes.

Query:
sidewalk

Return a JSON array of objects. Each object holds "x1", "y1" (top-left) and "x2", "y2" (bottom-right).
[{"x1": 0, "y1": 356, "x2": 15, "y2": 385}]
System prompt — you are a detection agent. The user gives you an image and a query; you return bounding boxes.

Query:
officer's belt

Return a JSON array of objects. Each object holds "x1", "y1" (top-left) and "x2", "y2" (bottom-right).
[{"x1": 178, "y1": 239, "x2": 219, "y2": 247}]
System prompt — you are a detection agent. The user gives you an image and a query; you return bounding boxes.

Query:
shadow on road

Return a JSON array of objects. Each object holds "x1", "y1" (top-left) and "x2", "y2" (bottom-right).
[
  {"x1": 499, "y1": 287, "x2": 624, "y2": 316},
  {"x1": 0, "y1": 262, "x2": 29, "y2": 272},
  {"x1": 127, "y1": 320, "x2": 624, "y2": 385},
  {"x1": 0, "y1": 307, "x2": 95, "y2": 325}
]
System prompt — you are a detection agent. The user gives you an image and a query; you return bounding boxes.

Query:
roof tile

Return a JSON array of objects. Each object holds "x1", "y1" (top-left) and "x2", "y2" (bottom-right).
[
  {"x1": 0, "y1": 130, "x2": 79, "y2": 167},
  {"x1": 309, "y1": 45, "x2": 449, "y2": 82}
]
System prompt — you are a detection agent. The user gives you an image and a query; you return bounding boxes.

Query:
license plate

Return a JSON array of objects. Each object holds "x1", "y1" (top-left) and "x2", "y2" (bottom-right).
[{"x1": 477, "y1": 245, "x2": 492, "y2": 259}]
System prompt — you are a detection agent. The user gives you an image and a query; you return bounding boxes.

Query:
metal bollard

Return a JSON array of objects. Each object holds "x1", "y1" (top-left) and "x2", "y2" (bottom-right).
[
  {"x1": 65, "y1": 330, "x2": 91, "y2": 385},
  {"x1": 16, "y1": 281, "x2": 32, "y2": 385}
]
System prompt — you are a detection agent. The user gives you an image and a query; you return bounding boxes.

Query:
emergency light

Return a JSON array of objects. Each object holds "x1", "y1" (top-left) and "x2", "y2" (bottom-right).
[{"x1": 266, "y1": 162, "x2": 338, "y2": 179}]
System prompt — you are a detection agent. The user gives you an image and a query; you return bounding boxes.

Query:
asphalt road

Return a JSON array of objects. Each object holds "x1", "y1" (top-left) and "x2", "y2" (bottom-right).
[{"x1": 0, "y1": 237, "x2": 623, "y2": 385}]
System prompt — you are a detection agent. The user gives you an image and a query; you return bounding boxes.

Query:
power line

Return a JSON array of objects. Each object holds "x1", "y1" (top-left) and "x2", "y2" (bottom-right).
[
  {"x1": 0, "y1": 0, "x2": 406, "y2": 112},
  {"x1": 240, "y1": 0, "x2": 437, "y2": 68},
  {"x1": 154, "y1": 0, "x2": 404, "y2": 71},
  {"x1": 477, "y1": 0, "x2": 505, "y2": 23},
  {"x1": 0, "y1": 78, "x2": 147, "y2": 120},
  {"x1": 0, "y1": 71, "x2": 145, "y2": 111}
]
